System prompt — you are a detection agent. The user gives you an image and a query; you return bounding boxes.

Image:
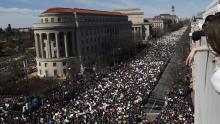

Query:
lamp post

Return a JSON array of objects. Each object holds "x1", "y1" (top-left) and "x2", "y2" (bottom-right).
[{"x1": 113, "y1": 49, "x2": 115, "y2": 66}]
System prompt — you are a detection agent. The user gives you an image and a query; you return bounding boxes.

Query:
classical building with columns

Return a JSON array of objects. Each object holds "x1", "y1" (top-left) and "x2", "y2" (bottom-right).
[
  {"x1": 33, "y1": 8, "x2": 131, "y2": 77},
  {"x1": 112, "y1": 8, "x2": 150, "y2": 44}
]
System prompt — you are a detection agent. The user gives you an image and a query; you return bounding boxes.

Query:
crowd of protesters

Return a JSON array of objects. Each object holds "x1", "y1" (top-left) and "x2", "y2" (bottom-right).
[
  {"x1": 153, "y1": 65, "x2": 194, "y2": 124},
  {"x1": 0, "y1": 27, "x2": 187, "y2": 123}
]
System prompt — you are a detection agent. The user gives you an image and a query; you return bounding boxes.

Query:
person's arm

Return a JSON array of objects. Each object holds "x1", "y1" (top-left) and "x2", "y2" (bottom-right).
[{"x1": 186, "y1": 45, "x2": 209, "y2": 65}]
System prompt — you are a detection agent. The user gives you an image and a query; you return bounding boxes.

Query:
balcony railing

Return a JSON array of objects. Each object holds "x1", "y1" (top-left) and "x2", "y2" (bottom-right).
[{"x1": 193, "y1": 36, "x2": 220, "y2": 124}]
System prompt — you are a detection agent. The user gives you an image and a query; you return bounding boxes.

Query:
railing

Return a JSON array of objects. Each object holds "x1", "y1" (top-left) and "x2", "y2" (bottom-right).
[{"x1": 193, "y1": 36, "x2": 220, "y2": 124}]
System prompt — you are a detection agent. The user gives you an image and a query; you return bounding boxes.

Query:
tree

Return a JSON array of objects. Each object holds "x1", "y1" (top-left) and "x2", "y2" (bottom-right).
[
  {"x1": 0, "y1": 45, "x2": 3, "y2": 56},
  {"x1": 0, "y1": 27, "x2": 3, "y2": 33},
  {"x1": 5, "y1": 24, "x2": 12, "y2": 32}
]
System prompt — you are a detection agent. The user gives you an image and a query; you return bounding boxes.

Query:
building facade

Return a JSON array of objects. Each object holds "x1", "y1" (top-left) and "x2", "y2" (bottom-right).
[
  {"x1": 203, "y1": 0, "x2": 220, "y2": 18},
  {"x1": 145, "y1": 18, "x2": 165, "y2": 37},
  {"x1": 33, "y1": 8, "x2": 132, "y2": 77},
  {"x1": 143, "y1": 23, "x2": 151, "y2": 41},
  {"x1": 154, "y1": 14, "x2": 179, "y2": 23},
  {"x1": 112, "y1": 8, "x2": 150, "y2": 43}
]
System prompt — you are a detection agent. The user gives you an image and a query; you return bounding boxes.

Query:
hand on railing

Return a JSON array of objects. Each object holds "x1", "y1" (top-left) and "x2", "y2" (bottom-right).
[
  {"x1": 186, "y1": 45, "x2": 210, "y2": 66},
  {"x1": 186, "y1": 48, "x2": 196, "y2": 66}
]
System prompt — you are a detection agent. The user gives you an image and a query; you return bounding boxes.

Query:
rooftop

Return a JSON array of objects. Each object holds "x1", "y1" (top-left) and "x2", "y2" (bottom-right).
[
  {"x1": 112, "y1": 8, "x2": 141, "y2": 11},
  {"x1": 43, "y1": 8, "x2": 127, "y2": 17}
]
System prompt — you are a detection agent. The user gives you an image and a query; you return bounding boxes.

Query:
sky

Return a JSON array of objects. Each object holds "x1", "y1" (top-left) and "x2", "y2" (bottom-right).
[{"x1": 0, "y1": 0, "x2": 212, "y2": 28}]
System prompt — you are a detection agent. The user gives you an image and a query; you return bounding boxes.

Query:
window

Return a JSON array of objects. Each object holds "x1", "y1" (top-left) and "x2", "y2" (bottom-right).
[
  {"x1": 41, "y1": 19, "x2": 43, "y2": 23},
  {"x1": 45, "y1": 18, "x2": 48, "y2": 23},
  {"x1": 53, "y1": 42, "x2": 56, "y2": 47},
  {"x1": 81, "y1": 32, "x2": 84, "y2": 36},
  {"x1": 81, "y1": 40, "x2": 84, "y2": 45},
  {"x1": 91, "y1": 46, "x2": 94, "y2": 52},
  {"x1": 39, "y1": 62, "x2": 41, "y2": 66},
  {"x1": 45, "y1": 70, "x2": 48, "y2": 76},
  {"x1": 54, "y1": 51, "x2": 57, "y2": 58},
  {"x1": 43, "y1": 42, "x2": 46, "y2": 47},
  {"x1": 63, "y1": 62, "x2": 66, "y2": 66},
  {"x1": 82, "y1": 48, "x2": 85, "y2": 54},
  {"x1": 58, "y1": 18, "x2": 61, "y2": 22},
  {"x1": 43, "y1": 51, "x2": 46, "y2": 57},
  {"x1": 54, "y1": 69, "x2": 57, "y2": 76},
  {"x1": 53, "y1": 63, "x2": 57, "y2": 67},
  {"x1": 63, "y1": 69, "x2": 66, "y2": 75},
  {"x1": 40, "y1": 69, "x2": 42, "y2": 74},
  {"x1": 45, "y1": 63, "x2": 48, "y2": 67},
  {"x1": 51, "y1": 18, "x2": 54, "y2": 22},
  {"x1": 87, "y1": 47, "x2": 89, "y2": 53},
  {"x1": 94, "y1": 30, "x2": 96, "y2": 35}
]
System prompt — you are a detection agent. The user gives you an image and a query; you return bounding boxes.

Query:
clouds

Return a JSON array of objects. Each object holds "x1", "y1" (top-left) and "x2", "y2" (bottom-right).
[
  {"x1": 71, "y1": 0, "x2": 137, "y2": 9},
  {"x1": 0, "y1": 6, "x2": 42, "y2": 28},
  {"x1": 0, "y1": 0, "x2": 212, "y2": 28},
  {"x1": 0, "y1": 7, "x2": 43, "y2": 14}
]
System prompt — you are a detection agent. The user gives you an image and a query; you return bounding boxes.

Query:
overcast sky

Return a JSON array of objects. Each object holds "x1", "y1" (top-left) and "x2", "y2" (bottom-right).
[{"x1": 0, "y1": 0, "x2": 212, "y2": 28}]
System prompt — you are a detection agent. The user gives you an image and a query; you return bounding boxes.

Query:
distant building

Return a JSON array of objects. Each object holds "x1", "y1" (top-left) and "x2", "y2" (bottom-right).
[
  {"x1": 191, "y1": 11, "x2": 204, "y2": 32},
  {"x1": 203, "y1": 0, "x2": 220, "y2": 18},
  {"x1": 18, "y1": 28, "x2": 32, "y2": 32},
  {"x1": 33, "y1": 8, "x2": 132, "y2": 77},
  {"x1": 143, "y1": 22, "x2": 151, "y2": 41},
  {"x1": 113, "y1": 8, "x2": 150, "y2": 44},
  {"x1": 145, "y1": 18, "x2": 165, "y2": 37},
  {"x1": 154, "y1": 14, "x2": 179, "y2": 23},
  {"x1": 144, "y1": 6, "x2": 179, "y2": 37},
  {"x1": 154, "y1": 6, "x2": 179, "y2": 23}
]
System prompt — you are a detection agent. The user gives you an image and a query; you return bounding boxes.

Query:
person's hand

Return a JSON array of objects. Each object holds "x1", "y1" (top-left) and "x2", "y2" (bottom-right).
[{"x1": 186, "y1": 48, "x2": 196, "y2": 65}]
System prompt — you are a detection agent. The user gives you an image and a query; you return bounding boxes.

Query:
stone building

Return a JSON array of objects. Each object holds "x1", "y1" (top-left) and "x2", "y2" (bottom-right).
[
  {"x1": 145, "y1": 18, "x2": 165, "y2": 37},
  {"x1": 33, "y1": 8, "x2": 132, "y2": 77},
  {"x1": 154, "y1": 14, "x2": 178, "y2": 23},
  {"x1": 112, "y1": 8, "x2": 151, "y2": 44}
]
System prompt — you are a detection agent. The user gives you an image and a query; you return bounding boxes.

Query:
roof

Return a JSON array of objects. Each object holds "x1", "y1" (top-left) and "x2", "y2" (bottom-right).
[
  {"x1": 159, "y1": 13, "x2": 171, "y2": 16},
  {"x1": 113, "y1": 8, "x2": 141, "y2": 11},
  {"x1": 43, "y1": 8, "x2": 127, "y2": 17}
]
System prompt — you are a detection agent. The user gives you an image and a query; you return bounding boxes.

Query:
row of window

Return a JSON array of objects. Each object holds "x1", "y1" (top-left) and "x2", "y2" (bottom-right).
[
  {"x1": 81, "y1": 36, "x2": 109, "y2": 45},
  {"x1": 39, "y1": 69, "x2": 66, "y2": 76},
  {"x1": 79, "y1": 17, "x2": 127, "y2": 23},
  {"x1": 81, "y1": 45, "x2": 99, "y2": 55},
  {"x1": 41, "y1": 17, "x2": 62, "y2": 23},
  {"x1": 153, "y1": 23, "x2": 163, "y2": 27},
  {"x1": 40, "y1": 16, "x2": 127, "y2": 24},
  {"x1": 80, "y1": 28, "x2": 119, "y2": 37},
  {"x1": 38, "y1": 62, "x2": 66, "y2": 67}
]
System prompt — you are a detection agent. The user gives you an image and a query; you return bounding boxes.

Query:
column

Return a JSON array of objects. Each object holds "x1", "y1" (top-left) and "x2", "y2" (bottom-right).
[
  {"x1": 140, "y1": 26, "x2": 143, "y2": 41},
  {"x1": 71, "y1": 31, "x2": 75, "y2": 56},
  {"x1": 64, "y1": 32, "x2": 69, "y2": 57},
  {"x1": 134, "y1": 27, "x2": 137, "y2": 41},
  {"x1": 34, "y1": 34, "x2": 40, "y2": 58},
  {"x1": 55, "y1": 32, "x2": 60, "y2": 58},
  {"x1": 39, "y1": 33, "x2": 44, "y2": 58},
  {"x1": 47, "y1": 33, "x2": 52, "y2": 58}
]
